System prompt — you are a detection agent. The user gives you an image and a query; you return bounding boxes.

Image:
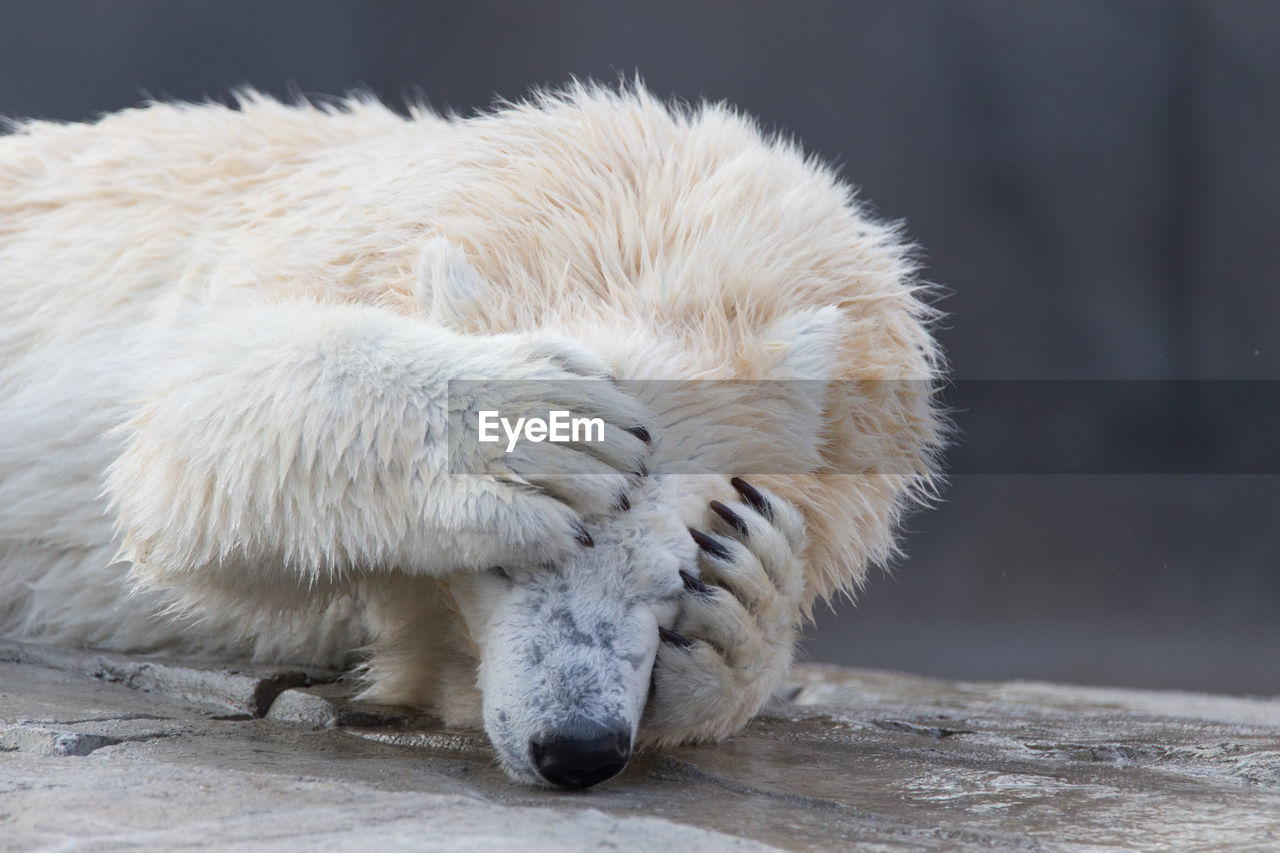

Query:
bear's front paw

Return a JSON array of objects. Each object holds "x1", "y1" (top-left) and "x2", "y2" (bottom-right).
[
  {"x1": 640, "y1": 478, "x2": 807, "y2": 747},
  {"x1": 440, "y1": 331, "x2": 656, "y2": 569}
]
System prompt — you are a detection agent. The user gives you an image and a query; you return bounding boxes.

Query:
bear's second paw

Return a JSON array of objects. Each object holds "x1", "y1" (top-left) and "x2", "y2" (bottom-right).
[{"x1": 640, "y1": 478, "x2": 807, "y2": 747}]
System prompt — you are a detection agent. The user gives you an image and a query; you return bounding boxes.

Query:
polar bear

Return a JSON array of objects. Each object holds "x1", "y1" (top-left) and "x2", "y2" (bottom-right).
[{"x1": 0, "y1": 83, "x2": 942, "y2": 788}]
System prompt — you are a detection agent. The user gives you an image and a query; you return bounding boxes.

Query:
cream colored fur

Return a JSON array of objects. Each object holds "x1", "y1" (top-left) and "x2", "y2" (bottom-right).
[{"x1": 0, "y1": 83, "x2": 942, "y2": 782}]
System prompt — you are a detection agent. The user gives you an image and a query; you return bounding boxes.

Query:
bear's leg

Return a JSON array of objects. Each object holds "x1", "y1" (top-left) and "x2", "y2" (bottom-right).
[
  {"x1": 641, "y1": 478, "x2": 807, "y2": 746},
  {"x1": 356, "y1": 573, "x2": 484, "y2": 724},
  {"x1": 108, "y1": 299, "x2": 652, "y2": 615}
]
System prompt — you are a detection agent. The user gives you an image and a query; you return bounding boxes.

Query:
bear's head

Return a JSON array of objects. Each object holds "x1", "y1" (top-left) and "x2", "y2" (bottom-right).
[
  {"x1": 372, "y1": 84, "x2": 943, "y2": 786},
  {"x1": 413, "y1": 309, "x2": 853, "y2": 786}
]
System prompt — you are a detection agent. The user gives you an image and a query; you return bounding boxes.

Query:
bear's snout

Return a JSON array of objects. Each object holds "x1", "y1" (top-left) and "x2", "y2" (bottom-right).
[{"x1": 530, "y1": 719, "x2": 631, "y2": 789}]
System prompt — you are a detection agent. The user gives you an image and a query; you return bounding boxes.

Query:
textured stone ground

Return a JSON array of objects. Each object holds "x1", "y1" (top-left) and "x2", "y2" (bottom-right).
[{"x1": 2, "y1": 639, "x2": 1278, "y2": 851}]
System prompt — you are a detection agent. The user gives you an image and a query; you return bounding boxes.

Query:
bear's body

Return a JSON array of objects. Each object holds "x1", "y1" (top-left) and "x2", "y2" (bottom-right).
[{"x1": 0, "y1": 85, "x2": 941, "y2": 786}]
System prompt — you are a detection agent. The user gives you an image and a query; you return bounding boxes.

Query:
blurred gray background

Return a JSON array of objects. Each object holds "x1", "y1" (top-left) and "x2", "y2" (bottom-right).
[{"x1": 2, "y1": 1, "x2": 1275, "y2": 694}]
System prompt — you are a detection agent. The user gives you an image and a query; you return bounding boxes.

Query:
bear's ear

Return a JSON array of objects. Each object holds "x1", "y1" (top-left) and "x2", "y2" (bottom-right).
[
  {"x1": 762, "y1": 305, "x2": 846, "y2": 380},
  {"x1": 414, "y1": 237, "x2": 492, "y2": 327}
]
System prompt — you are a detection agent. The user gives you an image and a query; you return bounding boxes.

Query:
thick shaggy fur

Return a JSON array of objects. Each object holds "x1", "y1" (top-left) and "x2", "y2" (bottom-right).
[{"x1": 0, "y1": 84, "x2": 941, "y2": 779}]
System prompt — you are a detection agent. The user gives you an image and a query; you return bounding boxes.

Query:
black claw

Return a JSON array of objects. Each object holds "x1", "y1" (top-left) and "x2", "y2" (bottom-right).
[
  {"x1": 615, "y1": 493, "x2": 631, "y2": 512},
  {"x1": 688, "y1": 528, "x2": 732, "y2": 560},
  {"x1": 633, "y1": 461, "x2": 649, "y2": 479},
  {"x1": 626, "y1": 425, "x2": 652, "y2": 444},
  {"x1": 658, "y1": 627, "x2": 693, "y2": 648},
  {"x1": 708, "y1": 500, "x2": 749, "y2": 536},
  {"x1": 730, "y1": 477, "x2": 772, "y2": 520},
  {"x1": 680, "y1": 570, "x2": 715, "y2": 596},
  {"x1": 574, "y1": 525, "x2": 595, "y2": 548}
]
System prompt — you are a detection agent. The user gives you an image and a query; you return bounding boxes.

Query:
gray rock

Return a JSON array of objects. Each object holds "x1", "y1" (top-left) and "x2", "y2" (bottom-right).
[
  {"x1": 265, "y1": 682, "x2": 430, "y2": 728},
  {"x1": 2, "y1": 642, "x2": 1279, "y2": 850},
  {"x1": 0, "y1": 638, "x2": 340, "y2": 717},
  {"x1": 0, "y1": 724, "x2": 121, "y2": 757}
]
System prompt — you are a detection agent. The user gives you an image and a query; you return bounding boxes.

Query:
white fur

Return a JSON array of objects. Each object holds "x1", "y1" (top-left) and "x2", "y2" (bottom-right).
[{"x1": 0, "y1": 83, "x2": 943, "y2": 782}]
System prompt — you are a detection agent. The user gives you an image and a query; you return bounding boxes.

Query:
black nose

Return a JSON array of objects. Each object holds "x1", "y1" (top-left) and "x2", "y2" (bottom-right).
[{"x1": 530, "y1": 722, "x2": 632, "y2": 789}]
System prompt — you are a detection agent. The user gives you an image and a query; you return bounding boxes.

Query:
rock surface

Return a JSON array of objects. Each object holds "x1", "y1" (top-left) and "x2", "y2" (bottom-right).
[{"x1": 2, "y1": 640, "x2": 1278, "y2": 851}]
